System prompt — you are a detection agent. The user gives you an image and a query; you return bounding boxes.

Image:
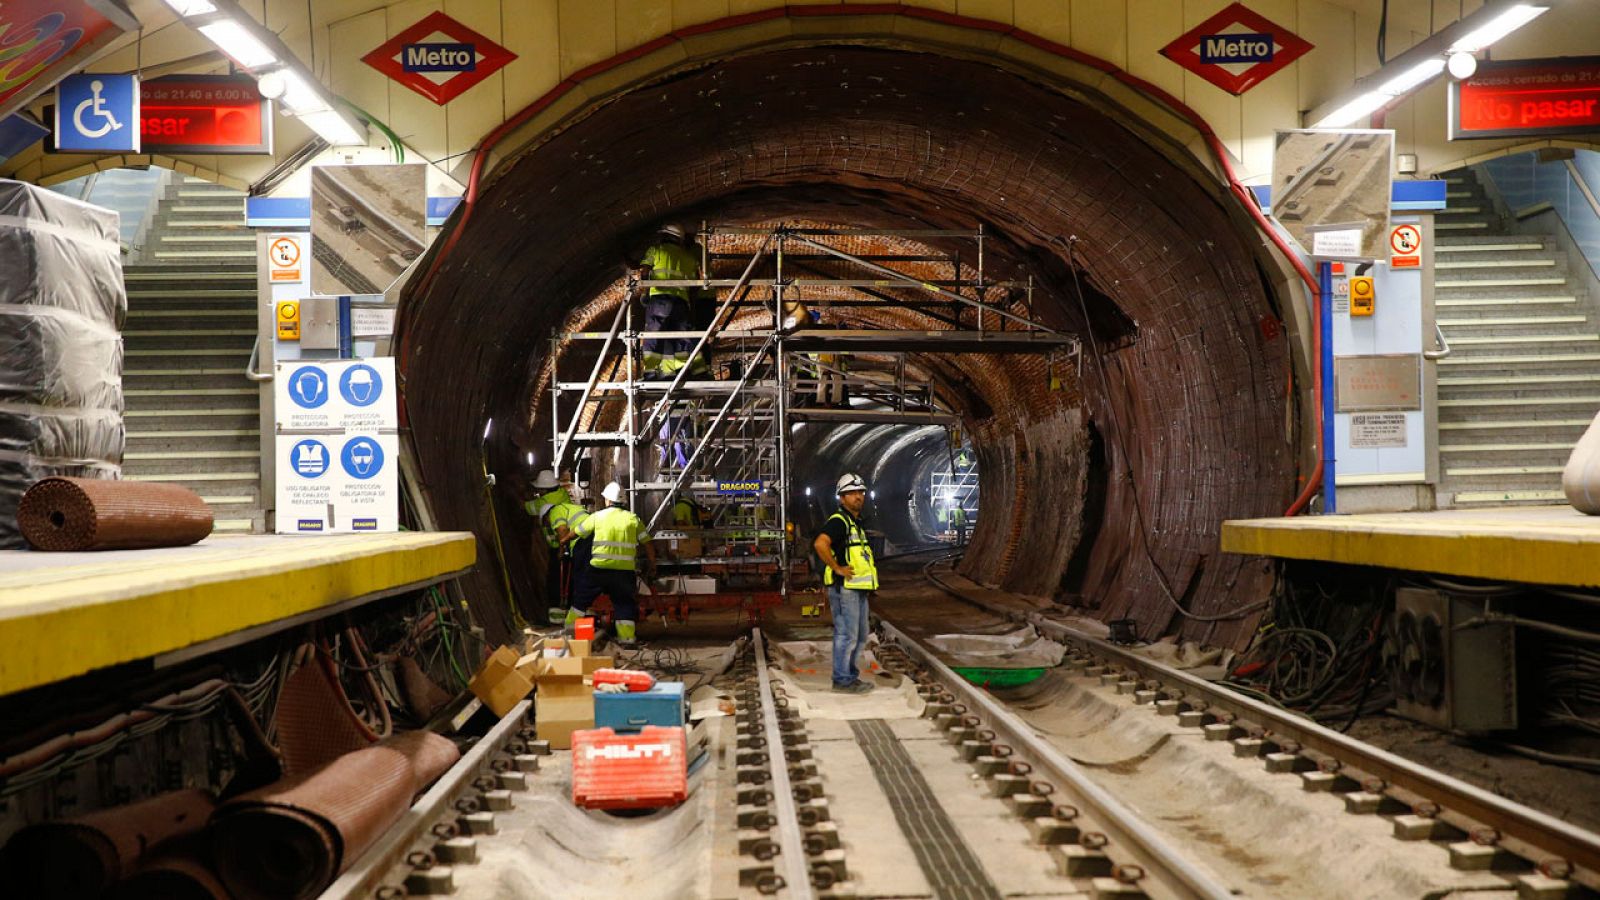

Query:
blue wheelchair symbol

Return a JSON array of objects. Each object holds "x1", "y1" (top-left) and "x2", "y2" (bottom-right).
[
  {"x1": 288, "y1": 366, "x2": 329, "y2": 409},
  {"x1": 290, "y1": 440, "x2": 329, "y2": 478},
  {"x1": 340, "y1": 364, "x2": 382, "y2": 407},
  {"x1": 341, "y1": 437, "x2": 384, "y2": 480},
  {"x1": 55, "y1": 74, "x2": 140, "y2": 153}
]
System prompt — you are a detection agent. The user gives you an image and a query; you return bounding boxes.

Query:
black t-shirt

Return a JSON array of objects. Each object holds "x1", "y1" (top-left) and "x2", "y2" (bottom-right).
[{"x1": 820, "y1": 508, "x2": 859, "y2": 556}]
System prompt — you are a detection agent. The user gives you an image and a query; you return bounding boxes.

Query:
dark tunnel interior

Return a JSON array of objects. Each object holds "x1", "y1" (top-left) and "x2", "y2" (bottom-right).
[{"x1": 399, "y1": 42, "x2": 1298, "y2": 650}]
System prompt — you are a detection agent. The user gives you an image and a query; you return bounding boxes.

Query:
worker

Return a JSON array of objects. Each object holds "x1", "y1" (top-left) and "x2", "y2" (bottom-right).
[
  {"x1": 549, "y1": 484, "x2": 592, "y2": 613},
  {"x1": 567, "y1": 481, "x2": 657, "y2": 646},
  {"x1": 525, "y1": 469, "x2": 574, "y2": 611},
  {"x1": 672, "y1": 494, "x2": 706, "y2": 528},
  {"x1": 950, "y1": 503, "x2": 968, "y2": 545},
  {"x1": 812, "y1": 473, "x2": 879, "y2": 694},
  {"x1": 638, "y1": 223, "x2": 709, "y2": 379}
]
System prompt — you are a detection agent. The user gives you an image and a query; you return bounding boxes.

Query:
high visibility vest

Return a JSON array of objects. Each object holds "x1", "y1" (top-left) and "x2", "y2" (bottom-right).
[
  {"x1": 574, "y1": 505, "x2": 652, "y2": 571},
  {"x1": 642, "y1": 242, "x2": 699, "y2": 300},
  {"x1": 672, "y1": 498, "x2": 705, "y2": 526},
  {"x1": 822, "y1": 510, "x2": 878, "y2": 591},
  {"x1": 526, "y1": 488, "x2": 570, "y2": 548},
  {"x1": 546, "y1": 502, "x2": 589, "y2": 551}
]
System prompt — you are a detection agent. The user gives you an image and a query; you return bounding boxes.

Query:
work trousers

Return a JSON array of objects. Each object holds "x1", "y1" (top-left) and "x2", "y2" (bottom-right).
[
  {"x1": 643, "y1": 294, "x2": 692, "y2": 374},
  {"x1": 573, "y1": 566, "x2": 640, "y2": 623},
  {"x1": 829, "y1": 584, "x2": 872, "y2": 687}
]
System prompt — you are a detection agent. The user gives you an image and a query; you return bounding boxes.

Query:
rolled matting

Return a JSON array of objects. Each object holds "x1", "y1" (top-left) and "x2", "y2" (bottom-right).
[
  {"x1": 17, "y1": 476, "x2": 212, "y2": 551},
  {"x1": 211, "y1": 730, "x2": 459, "y2": 900},
  {"x1": 0, "y1": 788, "x2": 216, "y2": 900}
]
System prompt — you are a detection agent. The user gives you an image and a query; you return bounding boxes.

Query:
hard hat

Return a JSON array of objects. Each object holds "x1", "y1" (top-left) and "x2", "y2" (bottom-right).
[
  {"x1": 658, "y1": 222, "x2": 687, "y2": 241},
  {"x1": 533, "y1": 469, "x2": 559, "y2": 490},
  {"x1": 836, "y1": 473, "x2": 867, "y2": 495},
  {"x1": 602, "y1": 481, "x2": 624, "y2": 503}
]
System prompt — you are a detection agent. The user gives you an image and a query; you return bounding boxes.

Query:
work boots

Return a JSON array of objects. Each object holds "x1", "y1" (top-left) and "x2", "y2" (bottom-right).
[{"x1": 614, "y1": 619, "x2": 638, "y2": 647}]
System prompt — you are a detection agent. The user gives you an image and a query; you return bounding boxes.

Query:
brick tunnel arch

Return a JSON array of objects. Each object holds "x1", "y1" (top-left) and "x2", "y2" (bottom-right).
[{"x1": 400, "y1": 32, "x2": 1296, "y2": 649}]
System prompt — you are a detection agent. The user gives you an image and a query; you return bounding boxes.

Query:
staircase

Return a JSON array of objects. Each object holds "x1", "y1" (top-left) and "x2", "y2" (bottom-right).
[
  {"x1": 1433, "y1": 168, "x2": 1596, "y2": 507},
  {"x1": 121, "y1": 177, "x2": 263, "y2": 533}
]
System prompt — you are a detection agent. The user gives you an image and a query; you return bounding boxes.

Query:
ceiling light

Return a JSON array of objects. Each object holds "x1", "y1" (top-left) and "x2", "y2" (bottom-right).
[
  {"x1": 275, "y1": 69, "x2": 332, "y2": 115},
  {"x1": 1449, "y1": 4, "x2": 1549, "y2": 53},
  {"x1": 161, "y1": 0, "x2": 216, "y2": 15},
  {"x1": 1378, "y1": 57, "x2": 1446, "y2": 95},
  {"x1": 298, "y1": 109, "x2": 367, "y2": 146},
  {"x1": 481, "y1": 419, "x2": 494, "y2": 440},
  {"x1": 255, "y1": 70, "x2": 286, "y2": 100},
  {"x1": 1448, "y1": 51, "x2": 1478, "y2": 80},
  {"x1": 1313, "y1": 92, "x2": 1391, "y2": 128},
  {"x1": 197, "y1": 20, "x2": 278, "y2": 68}
]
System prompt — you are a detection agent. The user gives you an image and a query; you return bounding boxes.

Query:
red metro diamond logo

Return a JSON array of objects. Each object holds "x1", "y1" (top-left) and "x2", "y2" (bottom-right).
[
  {"x1": 1161, "y1": 3, "x2": 1312, "y2": 96},
  {"x1": 362, "y1": 12, "x2": 515, "y2": 105}
]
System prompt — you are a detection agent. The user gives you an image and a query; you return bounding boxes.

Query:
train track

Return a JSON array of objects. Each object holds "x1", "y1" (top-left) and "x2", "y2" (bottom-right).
[{"x1": 914, "y1": 557, "x2": 1600, "y2": 898}]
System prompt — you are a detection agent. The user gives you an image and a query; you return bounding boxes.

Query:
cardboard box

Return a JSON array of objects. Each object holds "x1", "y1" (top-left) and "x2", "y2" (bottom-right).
[
  {"x1": 683, "y1": 575, "x2": 717, "y2": 594},
  {"x1": 468, "y1": 646, "x2": 534, "y2": 719},
  {"x1": 535, "y1": 691, "x2": 595, "y2": 750},
  {"x1": 538, "y1": 637, "x2": 592, "y2": 658},
  {"x1": 527, "y1": 654, "x2": 613, "y2": 680}
]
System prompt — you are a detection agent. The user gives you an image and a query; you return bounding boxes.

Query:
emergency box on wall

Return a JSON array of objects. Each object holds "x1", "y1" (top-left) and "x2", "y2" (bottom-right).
[
  {"x1": 594, "y1": 680, "x2": 685, "y2": 732},
  {"x1": 1349, "y1": 276, "x2": 1375, "y2": 317},
  {"x1": 276, "y1": 300, "x2": 300, "y2": 340}
]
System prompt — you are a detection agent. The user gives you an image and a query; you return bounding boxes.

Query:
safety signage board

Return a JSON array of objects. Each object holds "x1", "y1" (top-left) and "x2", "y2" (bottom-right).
[
  {"x1": 1350, "y1": 413, "x2": 1408, "y2": 449},
  {"x1": 269, "y1": 234, "x2": 304, "y2": 282},
  {"x1": 1451, "y1": 57, "x2": 1600, "y2": 140},
  {"x1": 274, "y1": 358, "x2": 398, "y2": 533},
  {"x1": 1389, "y1": 223, "x2": 1422, "y2": 269},
  {"x1": 54, "y1": 73, "x2": 139, "y2": 153},
  {"x1": 361, "y1": 12, "x2": 516, "y2": 105},
  {"x1": 1160, "y1": 3, "x2": 1312, "y2": 96}
]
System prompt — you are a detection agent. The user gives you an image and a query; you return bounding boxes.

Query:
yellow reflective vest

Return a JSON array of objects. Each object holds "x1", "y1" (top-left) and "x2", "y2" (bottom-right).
[
  {"x1": 822, "y1": 511, "x2": 878, "y2": 591},
  {"x1": 574, "y1": 505, "x2": 652, "y2": 571},
  {"x1": 526, "y1": 487, "x2": 569, "y2": 548},
  {"x1": 642, "y1": 242, "x2": 700, "y2": 300}
]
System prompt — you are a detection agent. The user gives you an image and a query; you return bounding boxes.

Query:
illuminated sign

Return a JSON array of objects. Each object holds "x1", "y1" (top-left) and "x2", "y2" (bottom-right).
[
  {"x1": 1161, "y1": 3, "x2": 1312, "y2": 96},
  {"x1": 139, "y1": 75, "x2": 271, "y2": 154},
  {"x1": 362, "y1": 12, "x2": 515, "y2": 105},
  {"x1": 0, "y1": 1, "x2": 137, "y2": 121},
  {"x1": 716, "y1": 480, "x2": 765, "y2": 495},
  {"x1": 1451, "y1": 57, "x2": 1600, "y2": 140}
]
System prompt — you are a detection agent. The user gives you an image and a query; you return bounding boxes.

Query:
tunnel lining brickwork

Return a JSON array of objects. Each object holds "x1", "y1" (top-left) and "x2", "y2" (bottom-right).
[{"x1": 402, "y1": 42, "x2": 1295, "y2": 650}]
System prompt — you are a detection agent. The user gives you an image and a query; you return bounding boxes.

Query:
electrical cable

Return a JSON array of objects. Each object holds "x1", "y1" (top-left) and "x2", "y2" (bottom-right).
[{"x1": 1062, "y1": 240, "x2": 1269, "y2": 624}]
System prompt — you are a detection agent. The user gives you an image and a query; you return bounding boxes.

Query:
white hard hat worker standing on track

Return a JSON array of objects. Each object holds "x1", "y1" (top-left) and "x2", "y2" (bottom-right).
[
  {"x1": 813, "y1": 473, "x2": 880, "y2": 693},
  {"x1": 567, "y1": 481, "x2": 656, "y2": 646}
]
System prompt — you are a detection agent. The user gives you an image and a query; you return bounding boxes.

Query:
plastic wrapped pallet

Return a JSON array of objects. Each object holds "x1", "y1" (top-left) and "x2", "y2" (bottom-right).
[{"x1": 0, "y1": 180, "x2": 125, "y2": 548}]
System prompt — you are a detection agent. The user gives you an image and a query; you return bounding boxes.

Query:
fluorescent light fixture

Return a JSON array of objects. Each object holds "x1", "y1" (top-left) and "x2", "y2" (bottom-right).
[
  {"x1": 1314, "y1": 91, "x2": 1391, "y2": 127},
  {"x1": 1448, "y1": 51, "x2": 1478, "y2": 80},
  {"x1": 299, "y1": 108, "x2": 367, "y2": 146},
  {"x1": 162, "y1": 0, "x2": 217, "y2": 15},
  {"x1": 275, "y1": 69, "x2": 332, "y2": 115},
  {"x1": 482, "y1": 419, "x2": 494, "y2": 440},
  {"x1": 197, "y1": 19, "x2": 278, "y2": 68},
  {"x1": 1449, "y1": 4, "x2": 1549, "y2": 53},
  {"x1": 1378, "y1": 57, "x2": 1446, "y2": 95}
]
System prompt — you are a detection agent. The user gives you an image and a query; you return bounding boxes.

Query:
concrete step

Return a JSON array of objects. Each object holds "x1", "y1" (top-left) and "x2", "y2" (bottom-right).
[
  {"x1": 1451, "y1": 488, "x2": 1567, "y2": 505},
  {"x1": 197, "y1": 495, "x2": 258, "y2": 506},
  {"x1": 125, "y1": 374, "x2": 254, "y2": 393},
  {"x1": 124, "y1": 349, "x2": 252, "y2": 368},
  {"x1": 125, "y1": 309, "x2": 257, "y2": 320},
  {"x1": 1435, "y1": 276, "x2": 1568, "y2": 289},
  {"x1": 1439, "y1": 395, "x2": 1600, "y2": 410},
  {"x1": 1438, "y1": 418, "x2": 1589, "y2": 431},
  {"x1": 1434, "y1": 241, "x2": 1547, "y2": 254},
  {"x1": 149, "y1": 249, "x2": 256, "y2": 261},
  {"x1": 1440, "y1": 373, "x2": 1600, "y2": 388},
  {"x1": 126, "y1": 288, "x2": 256, "y2": 301},
  {"x1": 123, "y1": 317, "x2": 255, "y2": 333},
  {"x1": 125, "y1": 470, "x2": 258, "y2": 486},
  {"x1": 1439, "y1": 352, "x2": 1600, "y2": 368},
  {"x1": 1440, "y1": 441, "x2": 1576, "y2": 454},
  {"x1": 154, "y1": 232, "x2": 255, "y2": 244},
  {"x1": 124, "y1": 268, "x2": 254, "y2": 283},
  {"x1": 1445, "y1": 464, "x2": 1566, "y2": 477},
  {"x1": 1436, "y1": 295, "x2": 1577, "y2": 308},
  {"x1": 1434, "y1": 233, "x2": 1547, "y2": 247},
  {"x1": 123, "y1": 456, "x2": 260, "y2": 477},
  {"x1": 123, "y1": 408, "x2": 260, "y2": 430},
  {"x1": 1445, "y1": 335, "x2": 1600, "y2": 351},
  {"x1": 1434, "y1": 220, "x2": 1494, "y2": 231},
  {"x1": 126, "y1": 431, "x2": 260, "y2": 453},
  {"x1": 125, "y1": 388, "x2": 259, "y2": 412},
  {"x1": 1435, "y1": 258, "x2": 1558, "y2": 271},
  {"x1": 213, "y1": 518, "x2": 257, "y2": 534},
  {"x1": 121, "y1": 334, "x2": 256, "y2": 352},
  {"x1": 1438, "y1": 205, "x2": 1487, "y2": 215},
  {"x1": 1437, "y1": 315, "x2": 1587, "y2": 328}
]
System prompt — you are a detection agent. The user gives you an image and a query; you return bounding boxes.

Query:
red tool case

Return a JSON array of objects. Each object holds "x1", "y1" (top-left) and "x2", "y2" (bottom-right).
[{"x1": 570, "y1": 726, "x2": 688, "y2": 810}]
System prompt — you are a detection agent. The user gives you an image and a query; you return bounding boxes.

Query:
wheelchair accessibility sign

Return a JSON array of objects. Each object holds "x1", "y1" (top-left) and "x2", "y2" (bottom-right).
[{"x1": 55, "y1": 74, "x2": 140, "y2": 153}]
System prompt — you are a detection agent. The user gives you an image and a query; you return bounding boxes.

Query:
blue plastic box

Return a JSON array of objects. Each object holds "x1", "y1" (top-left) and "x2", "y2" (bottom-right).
[{"x1": 594, "y1": 681, "x2": 686, "y2": 733}]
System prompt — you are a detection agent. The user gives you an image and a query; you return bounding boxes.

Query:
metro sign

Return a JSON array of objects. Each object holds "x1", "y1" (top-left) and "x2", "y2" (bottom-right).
[
  {"x1": 1161, "y1": 3, "x2": 1313, "y2": 96},
  {"x1": 361, "y1": 12, "x2": 515, "y2": 105}
]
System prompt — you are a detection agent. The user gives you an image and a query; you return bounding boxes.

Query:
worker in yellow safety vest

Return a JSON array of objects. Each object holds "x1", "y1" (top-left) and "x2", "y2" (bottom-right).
[
  {"x1": 638, "y1": 223, "x2": 709, "y2": 379},
  {"x1": 812, "y1": 473, "x2": 879, "y2": 694},
  {"x1": 525, "y1": 469, "x2": 576, "y2": 613},
  {"x1": 567, "y1": 481, "x2": 656, "y2": 645}
]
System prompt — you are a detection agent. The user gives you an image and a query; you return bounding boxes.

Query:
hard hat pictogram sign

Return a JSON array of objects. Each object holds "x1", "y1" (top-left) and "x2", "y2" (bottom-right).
[
  {"x1": 1390, "y1": 224, "x2": 1422, "y2": 269},
  {"x1": 269, "y1": 235, "x2": 304, "y2": 282}
]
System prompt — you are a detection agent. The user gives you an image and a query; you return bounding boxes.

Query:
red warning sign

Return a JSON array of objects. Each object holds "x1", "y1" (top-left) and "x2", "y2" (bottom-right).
[
  {"x1": 1390, "y1": 224, "x2": 1422, "y2": 269},
  {"x1": 269, "y1": 235, "x2": 302, "y2": 283}
]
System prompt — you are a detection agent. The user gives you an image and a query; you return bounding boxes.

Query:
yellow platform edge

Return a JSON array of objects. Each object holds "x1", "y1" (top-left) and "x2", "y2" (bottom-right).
[
  {"x1": 1220, "y1": 519, "x2": 1600, "y2": 589},
  {"x1": 0, "y1": 534, "x2": 476, "y2": 696}
]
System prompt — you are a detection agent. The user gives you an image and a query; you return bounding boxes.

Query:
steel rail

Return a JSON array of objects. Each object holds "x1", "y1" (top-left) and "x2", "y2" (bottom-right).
[
  {"x1": 878, "y1": 621, "x2": 1234, "y2": 900},
  {"x1": 324, "y1": 700, "x2": 532, "y2": 899},
  {"x1": 752, "y1": 627, "x2": 817, "y2": 899},
  {"x1": 921, "y1": 562, "x2": 1600, "y2": 890}
]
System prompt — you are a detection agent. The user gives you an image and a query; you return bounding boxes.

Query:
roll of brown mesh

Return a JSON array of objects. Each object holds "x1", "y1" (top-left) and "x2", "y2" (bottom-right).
[
  {"x1": 211, "y1": 730, "x2": 459, "y2": 900},
  {"x1": 16, "y1": 476, "x2": 212, "y2": 551},
  {"x1": 0, "y1": 789, "x2": 216, "y2": 900},
  {"x1": 110, "y1": 837, "x2": 231, "y2": 900}
]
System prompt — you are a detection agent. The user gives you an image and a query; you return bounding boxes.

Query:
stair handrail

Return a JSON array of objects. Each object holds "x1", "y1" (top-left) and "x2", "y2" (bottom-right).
[
  {"x1": 1424, "y1": 322, "x2": 1452, "y2": 360},
  {"x1": 245, "y1": 338, "x2": 273, "y2": 382},
  {"x1": 1565, "y1": 159, "x2": 1600, "y2": 227}
]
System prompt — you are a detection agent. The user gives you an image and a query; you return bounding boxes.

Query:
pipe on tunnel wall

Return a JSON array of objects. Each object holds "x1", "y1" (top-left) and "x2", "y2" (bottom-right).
[{"x1": 399, "y1": 31, "x2": 1297, "y2": 651}]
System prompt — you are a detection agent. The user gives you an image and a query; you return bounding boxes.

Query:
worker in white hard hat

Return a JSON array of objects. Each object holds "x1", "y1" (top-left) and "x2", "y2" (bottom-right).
[
  {"x1": 636, "y1": 223, "x2": 709, "y2": 379},
  {"x1": 813, "y1": 473, "x2": 880, "y2": 694},
  {"x1": 523, "y1": 469, "x2": 575, "y2": 615},
  {"x1": 567, "y1": 481, "x2": 656, "y2": 646}
]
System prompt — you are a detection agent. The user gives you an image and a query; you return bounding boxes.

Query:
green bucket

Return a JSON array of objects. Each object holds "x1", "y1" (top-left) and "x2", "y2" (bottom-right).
[{"x1": 951, "y1": 666, "x2": 1046, "y2": 688}]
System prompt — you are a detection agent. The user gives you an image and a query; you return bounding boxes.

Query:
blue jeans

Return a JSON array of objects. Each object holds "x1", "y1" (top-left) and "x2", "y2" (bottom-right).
[{"x1": 830, "y1": 585, "x2": 871, "y2": 687}]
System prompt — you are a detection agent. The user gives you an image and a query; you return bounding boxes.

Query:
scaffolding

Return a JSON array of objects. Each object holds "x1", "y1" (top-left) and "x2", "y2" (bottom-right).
[{"x1": 549, "y1": 225, "x2": 1077, "y2": 608}]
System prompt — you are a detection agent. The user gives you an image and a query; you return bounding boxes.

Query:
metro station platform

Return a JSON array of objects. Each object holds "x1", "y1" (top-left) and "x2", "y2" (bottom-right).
[
  {"x1": 0, "y1": 532, "x2": 475, "y2": 695},
  {"x1": 1222, "y1": 505, "x2": 1600, "y2": 588}
]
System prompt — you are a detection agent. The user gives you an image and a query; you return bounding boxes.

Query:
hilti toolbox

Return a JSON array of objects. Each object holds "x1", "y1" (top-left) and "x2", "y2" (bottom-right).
[
  {"x1": 592, "y1": 668, "x2": 656, "y2": 692},
  {"x1": 571, "y1": 726, "x2": 688, "y2": 810},
  {"x1": 594, "y1": 680, "x2": 685, "y2": 733}
]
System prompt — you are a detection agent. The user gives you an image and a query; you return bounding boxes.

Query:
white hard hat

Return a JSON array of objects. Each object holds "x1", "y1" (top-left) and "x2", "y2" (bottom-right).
[
  {"x1": 836, "y1": 473, "x2": 867, "y2": 495},
  {"x1": 658, "y1": 222, "x2": 687, "y2": 241},
  {"x1": 533, "y1": 469, "x2": 559, "y2": 490},
  {"x1": 602, "y1": 481, "x2": 624, "y2": 503}
]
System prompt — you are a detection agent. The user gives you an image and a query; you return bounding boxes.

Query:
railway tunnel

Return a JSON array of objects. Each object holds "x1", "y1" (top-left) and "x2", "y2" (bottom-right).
[{"x1": 402, "y1": 42, "x2": 1295, "y2": 649}]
